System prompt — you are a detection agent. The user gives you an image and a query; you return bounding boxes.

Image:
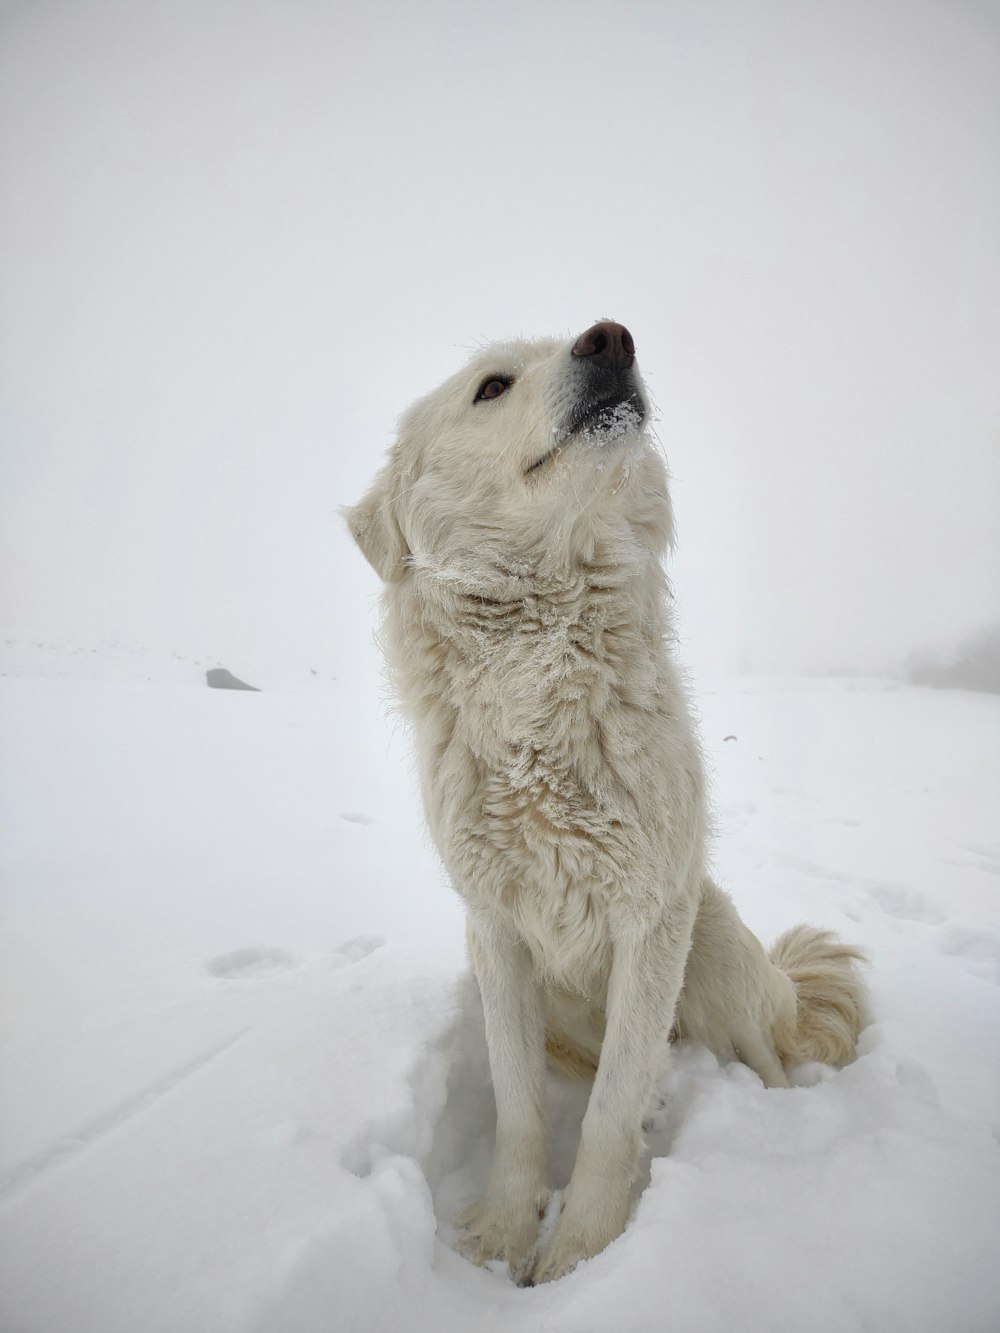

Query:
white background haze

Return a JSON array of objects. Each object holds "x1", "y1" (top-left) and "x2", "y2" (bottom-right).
[{"x1": 2, "y1": 0, "x2": 998, "y2": 678}]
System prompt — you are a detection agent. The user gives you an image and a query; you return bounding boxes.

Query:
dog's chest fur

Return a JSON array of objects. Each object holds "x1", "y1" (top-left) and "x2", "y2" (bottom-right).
[{"x1": 386, "y1": 562, "x2": 706, "y2": 993}]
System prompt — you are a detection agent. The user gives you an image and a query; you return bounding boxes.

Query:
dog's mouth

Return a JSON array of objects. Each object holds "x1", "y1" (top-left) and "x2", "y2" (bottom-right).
[
  {"x1": 566, "y1": 390, "x2": 646, "y2": 441},
  {"x1": 527, "y1": 387, "x2": 647, "y2": 474}
]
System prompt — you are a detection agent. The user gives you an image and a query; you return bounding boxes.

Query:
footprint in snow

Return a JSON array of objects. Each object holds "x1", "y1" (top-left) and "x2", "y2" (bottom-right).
[
  {"x1": 894, "y1": 1059, "x2": 938, "y2": 1103},
  {"x1": 935, "y1": 925, "x2": 1000, "y2": 983},
  {"x1": 945, "y1": 840, "x2": 1000, "y2": 876},
  {"x1": 865, "y1": 883, "x2": 947, "y2": 926},
  {"x1": 331, "y1": 935, "x2": 386, "y2": 967},
  {"x1": 206, "y1": 946, "x2": 300, "y2": 979}
]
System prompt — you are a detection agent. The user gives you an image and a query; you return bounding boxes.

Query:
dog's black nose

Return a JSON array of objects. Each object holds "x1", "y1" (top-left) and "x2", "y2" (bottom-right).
[{"x1": 571, "y1": 321, "x2": 635, "y2": 370}]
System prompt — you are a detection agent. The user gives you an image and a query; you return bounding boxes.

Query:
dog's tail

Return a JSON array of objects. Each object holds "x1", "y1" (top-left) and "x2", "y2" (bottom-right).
[{"x1": 769, "y1": 925, "x2": 868, "y2": 1068}]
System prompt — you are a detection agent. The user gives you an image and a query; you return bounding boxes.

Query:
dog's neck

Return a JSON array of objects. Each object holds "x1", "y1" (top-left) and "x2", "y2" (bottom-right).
[
  {"x1": 404, "y1": 528, "x2": 658, "y2": 606},
  {"x1": 386, "y1": 539, "x2": 674, "y2": 711}
]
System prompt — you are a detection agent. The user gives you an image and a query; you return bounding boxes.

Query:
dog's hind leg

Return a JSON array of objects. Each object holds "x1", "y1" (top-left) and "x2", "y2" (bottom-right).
[
  {"x1": 674, "y1": 878, "x2": 795, "y2": 1086},
  {"x1": 675, "y1": 879, "x2": 867, "y2": 1083}
]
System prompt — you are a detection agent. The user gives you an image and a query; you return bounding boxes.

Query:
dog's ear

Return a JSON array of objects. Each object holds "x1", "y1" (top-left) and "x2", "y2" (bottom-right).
[{"x1": 344, "y1": 455, "x2": 411, "y2": 583}]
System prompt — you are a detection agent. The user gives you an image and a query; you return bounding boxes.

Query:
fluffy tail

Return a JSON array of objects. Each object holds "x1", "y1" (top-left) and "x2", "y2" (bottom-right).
[{"x1": 770, "y1": 925, "x2": 868, "y2": 1068}]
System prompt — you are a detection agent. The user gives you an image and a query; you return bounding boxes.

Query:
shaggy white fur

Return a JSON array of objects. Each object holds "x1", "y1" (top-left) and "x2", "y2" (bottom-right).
[{"x1": 347, "y1": 323, "x2": 867, "y2": 1283}]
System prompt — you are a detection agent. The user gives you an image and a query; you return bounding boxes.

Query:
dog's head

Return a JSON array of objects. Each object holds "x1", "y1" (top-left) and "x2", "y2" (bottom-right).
[{"x1": 347, "y1": 322, "x2": 673, "y2": 590}]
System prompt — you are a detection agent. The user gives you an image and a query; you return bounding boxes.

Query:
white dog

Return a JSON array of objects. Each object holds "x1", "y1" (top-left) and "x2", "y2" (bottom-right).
[{"x1": 347, "y1": 322, "x2": 866, "y2": 1283}]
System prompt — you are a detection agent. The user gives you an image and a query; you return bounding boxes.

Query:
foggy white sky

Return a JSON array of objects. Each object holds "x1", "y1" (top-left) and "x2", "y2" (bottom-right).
[{"x1": 1, "y1": 0, "x2": 998, "y2": 678}]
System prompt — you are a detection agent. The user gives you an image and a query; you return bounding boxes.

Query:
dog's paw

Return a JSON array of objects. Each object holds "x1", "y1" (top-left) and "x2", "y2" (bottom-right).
[
  {"x1": 529, "y1": 1227, "x2": 590, "y2": 1284},
  {"x1": 528, "y1": 1185, "x2": 630, "y2": 1283},
  {"x1": 458, "y1": 1190, "x2": 547, "y2": 1279},
  {"x1": 529, "y1": 1221, "x2": 612, "y2": 1283}
]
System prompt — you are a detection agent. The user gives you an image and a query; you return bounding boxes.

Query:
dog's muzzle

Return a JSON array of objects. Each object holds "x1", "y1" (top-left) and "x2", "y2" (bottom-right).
[
  {"x1": 562, "y1": 320, "x2": 646, "y2": 445},
  {"x1": 568, "y1": 319, "x2": 646, "y2": 431},
  {"x1": 526, "y1": 322, "x2": 648, "y2": 473}
]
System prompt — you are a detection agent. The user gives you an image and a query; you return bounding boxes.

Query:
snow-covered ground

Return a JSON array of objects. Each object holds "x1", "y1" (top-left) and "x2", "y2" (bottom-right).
[{"x1": 1, "y1": 641, "x2": 998, "y2": 1333}]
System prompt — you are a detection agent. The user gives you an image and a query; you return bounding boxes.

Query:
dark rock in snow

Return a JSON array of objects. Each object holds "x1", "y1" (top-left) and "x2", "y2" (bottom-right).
[{"x1": 206, "y1": 668, "x2": 260, "y2": 692}]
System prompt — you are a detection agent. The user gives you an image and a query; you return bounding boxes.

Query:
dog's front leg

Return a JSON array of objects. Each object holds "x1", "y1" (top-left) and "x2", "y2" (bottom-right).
[
  {"x1": 532, "y1": 903, "x2": 695, "y2": 1283},
  {"x1": 461, "y1": 911, "x2": 548, "y2": 1278}
]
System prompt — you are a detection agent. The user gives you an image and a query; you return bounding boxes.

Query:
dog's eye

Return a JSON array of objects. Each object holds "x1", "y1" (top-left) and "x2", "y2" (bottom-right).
[{"x1": 474, "y1": 376, "x2": 512, "y2": 403}]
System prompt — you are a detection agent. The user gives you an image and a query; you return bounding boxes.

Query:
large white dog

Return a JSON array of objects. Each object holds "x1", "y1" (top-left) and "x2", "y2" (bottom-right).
[{"x1": 348, "y1": 322, "x2": 866, "y2": 1283}]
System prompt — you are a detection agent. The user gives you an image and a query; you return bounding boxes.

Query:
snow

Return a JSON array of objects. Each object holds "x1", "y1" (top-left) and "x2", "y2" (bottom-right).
[{"x1": 2, "y1": 643, "x2": 998, "y2": 1332}]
